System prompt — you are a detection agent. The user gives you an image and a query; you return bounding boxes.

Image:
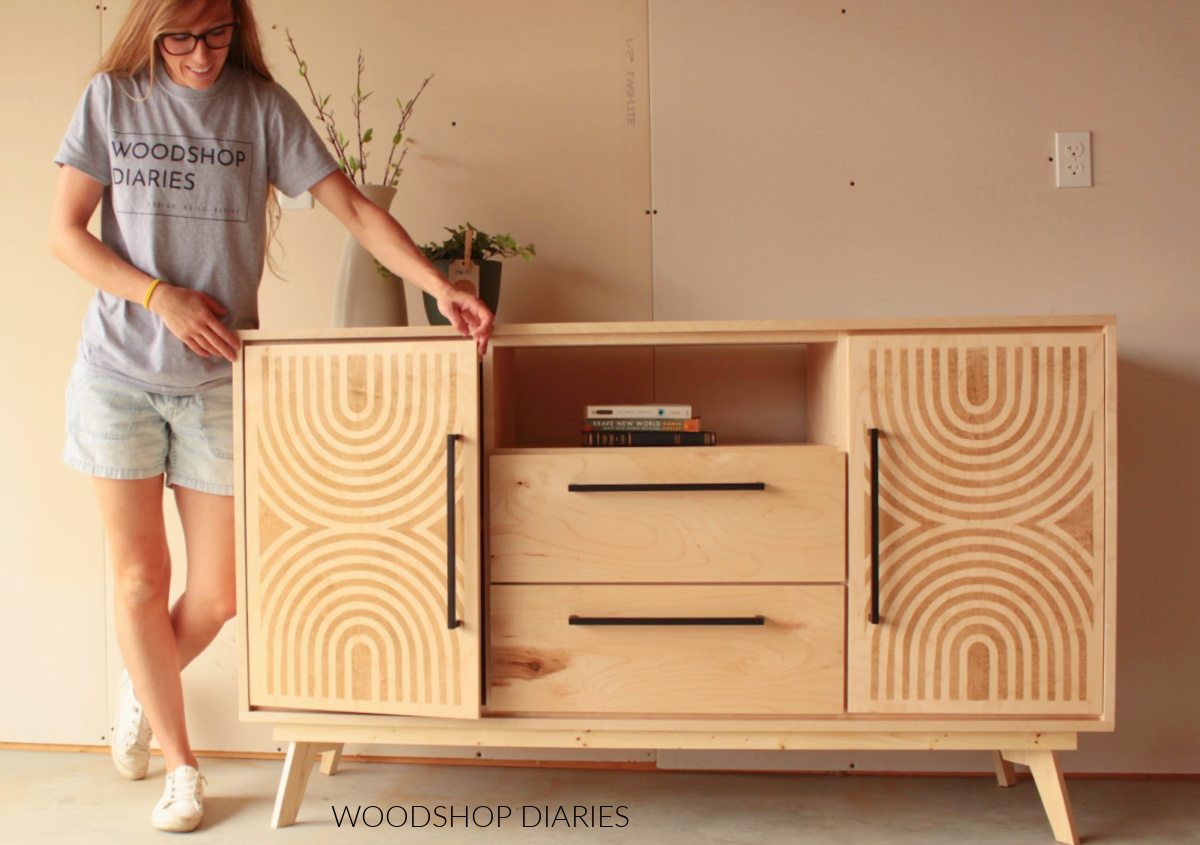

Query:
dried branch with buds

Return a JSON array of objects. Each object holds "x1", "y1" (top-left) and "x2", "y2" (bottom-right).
[{"x1": 286, "y1": 29, "x2": 433, "y2": 187}]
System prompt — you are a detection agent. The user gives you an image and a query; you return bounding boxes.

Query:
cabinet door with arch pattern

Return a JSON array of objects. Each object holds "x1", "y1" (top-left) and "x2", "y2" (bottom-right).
[
  {"x1": 239, "y1": 339, "x2": 480, "y2": 719},
  {"x1": 847, "y1": 332, "x2": 1107, "y2": 716}
]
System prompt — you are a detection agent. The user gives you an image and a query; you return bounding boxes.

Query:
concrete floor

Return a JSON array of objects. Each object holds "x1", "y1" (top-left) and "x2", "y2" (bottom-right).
[{"x1": 2, "y1": 749, "x2": 1197, "y2": 844}]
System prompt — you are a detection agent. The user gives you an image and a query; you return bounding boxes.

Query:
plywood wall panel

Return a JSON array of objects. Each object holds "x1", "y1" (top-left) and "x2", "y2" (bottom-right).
[
  {"x1": 254, "y1": 0, "x2": 652, "y2": 330},
  {"x1": 0, "y1": 0, "x2": 111, "y2": 747},
  {"x1": 648, "y1": 0, "x2": 1200, "y2": 773}
]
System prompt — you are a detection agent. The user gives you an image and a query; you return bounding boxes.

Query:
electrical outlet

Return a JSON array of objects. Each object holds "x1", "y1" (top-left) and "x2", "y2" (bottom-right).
[{"x1": 1055, "y1": 131, "x2": 1092, "y2": 188}]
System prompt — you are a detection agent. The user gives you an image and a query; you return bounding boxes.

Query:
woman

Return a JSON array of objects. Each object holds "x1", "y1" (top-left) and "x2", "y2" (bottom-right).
[{"x1": 48, "y1": 0, "x2": 492, "y2": 832}]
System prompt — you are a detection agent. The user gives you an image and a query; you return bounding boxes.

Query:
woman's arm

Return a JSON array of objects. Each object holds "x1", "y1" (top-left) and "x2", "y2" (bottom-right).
[
  {"x1": 309, "y1": 170, "x2": 493, "y2": 354},
  {"x1": 47, "y1": 164, "x2": 241, "y2": 362}
]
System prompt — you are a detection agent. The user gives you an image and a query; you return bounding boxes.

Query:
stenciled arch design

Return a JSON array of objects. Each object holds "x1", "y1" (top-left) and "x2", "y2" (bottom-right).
[
  {"x1": 245, "y1": 344, "x2": 469, "y2": 715},
  {"x1": 872, "y1": 345, "x2": 1094, "y2": 521},
  {"x1": 257, "y1": 350, "x2": 457, "y2": 524},
  {"x1": 853, "y1": 334, "x2": 1104, "y2": 713},
  {"x1": 873, "y1": 553, "x2": 1088, "y2": 704}
]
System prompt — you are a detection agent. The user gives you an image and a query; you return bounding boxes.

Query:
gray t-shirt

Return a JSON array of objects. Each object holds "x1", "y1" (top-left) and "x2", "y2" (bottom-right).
[{"x1": 56, "y1": 64, "x2": 339, "y2": 393}]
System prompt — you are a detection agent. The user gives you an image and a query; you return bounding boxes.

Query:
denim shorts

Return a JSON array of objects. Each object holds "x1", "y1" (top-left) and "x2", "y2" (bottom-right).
[{"x1": 63, "y1": 362, "x2": 234, "y2": 496}]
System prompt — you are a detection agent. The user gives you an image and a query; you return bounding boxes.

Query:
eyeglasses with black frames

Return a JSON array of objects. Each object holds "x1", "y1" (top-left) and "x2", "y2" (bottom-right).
[{"x1": 157, "y1": 22, "x2": 238, "y2": 56}]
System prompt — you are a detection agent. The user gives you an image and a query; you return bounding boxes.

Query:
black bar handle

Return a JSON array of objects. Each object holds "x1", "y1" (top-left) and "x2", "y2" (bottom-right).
[
  {"x1": 568, "y1": 482, "x2": 766, "y2": 493},
  {"x1": 446, "y1": 433, "x2": 461, "y2": 630},
  {"x1": 869, "y1": 427, "x2": 881, "y2": 625},
  {"x1": 569, "y1": 615, "x2": 766, "y2": 626}
]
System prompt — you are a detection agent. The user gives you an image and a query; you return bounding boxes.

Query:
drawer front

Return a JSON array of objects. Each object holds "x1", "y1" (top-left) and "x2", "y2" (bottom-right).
[
  {"x1": 489, "y1": 447, "x2": 846, "y2": 583},
  {"x1": 488, "y1": 584, "x2": 845, "y2": 716}
]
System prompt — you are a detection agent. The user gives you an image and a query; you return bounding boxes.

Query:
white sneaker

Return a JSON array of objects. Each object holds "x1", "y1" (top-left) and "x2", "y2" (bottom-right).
[
  {"x1": 112, "y1": 670, "x2": 152, "y2": 780},
  {"x1": 152, "y1": 765, "x2": 206, "y2": 832}
]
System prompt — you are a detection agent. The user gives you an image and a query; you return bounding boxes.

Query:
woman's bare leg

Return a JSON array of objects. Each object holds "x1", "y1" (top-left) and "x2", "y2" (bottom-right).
[
  {"x1": 98, "y1": 478, "x2": 236, "y2": 774},
  {"x1": 95, "y1": 476, "x2": 197, "y2": 772},
  {"x1": 171, "y1": 486, "x2": 237, "y2": 670}
]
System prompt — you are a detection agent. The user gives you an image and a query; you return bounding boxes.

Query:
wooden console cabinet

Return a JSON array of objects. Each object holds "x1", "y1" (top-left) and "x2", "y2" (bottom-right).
[{"x1": 233, "y1": 317, "x2": 1116, "y2": 843}]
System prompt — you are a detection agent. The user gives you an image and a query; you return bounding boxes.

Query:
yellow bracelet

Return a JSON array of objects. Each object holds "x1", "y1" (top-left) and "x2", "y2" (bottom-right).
[{"x1": 142, "y1": 278, "x2": 162, "y2": 309}]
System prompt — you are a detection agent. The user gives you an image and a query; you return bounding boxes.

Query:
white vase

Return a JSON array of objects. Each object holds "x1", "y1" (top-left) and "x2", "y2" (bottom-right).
[{"x1": 331, "y1": 184, "x2": 408, "y2": 327}]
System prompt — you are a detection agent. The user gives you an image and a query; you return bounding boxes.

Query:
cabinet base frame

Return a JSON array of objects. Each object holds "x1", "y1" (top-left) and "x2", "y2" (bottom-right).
[{"x1": 268, "y1": 727, "x2": 1080, "y2": 843}]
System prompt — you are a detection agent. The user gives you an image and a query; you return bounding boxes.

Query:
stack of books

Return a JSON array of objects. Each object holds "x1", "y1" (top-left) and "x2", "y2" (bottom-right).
[{"x1": 582, "y1": 404, "x2": 716, "y2": 447}]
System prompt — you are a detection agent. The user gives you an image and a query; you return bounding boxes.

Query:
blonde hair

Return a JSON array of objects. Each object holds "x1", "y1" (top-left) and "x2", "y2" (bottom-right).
[{"x1": 98, "y1": 0, "x2": 285, "y2": 275}]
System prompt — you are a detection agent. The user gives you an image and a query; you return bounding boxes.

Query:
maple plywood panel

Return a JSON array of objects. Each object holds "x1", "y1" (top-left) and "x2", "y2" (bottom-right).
[
  {"x1": 277, "y1": 721, "x2": 1078, "y2": 751},
  {"x1": 508, "y1": 343, "x2": 811, "y2": 448},
  {"x1": 652, "y1": 345, "x2": 808, "y2": 444},
  {"x1": 1102, "y1": 324, "x2": 1118, "y2": 723},
  {"x1": 490, "y1": 446, "x2": 845, "y2": 583},
  {"x1": 847, "y1": 333, "x2": 1106, "y2": 716},
  {"x1": 806, "y1": 339, "x2": 849, "y2": 450},
  {"x1": 253, "y1": 0, "x2": 653, "y2": 330},
  {"x1": 488, "y1": 584, "x2": 845, "y2": 715},
  {"x1": 242, "y1": 340, "x2": 480, "y2": 718},
  {"x1": 482, "y1": 347, "x2": 516, "y2": 454},
  {"x1": 510, "y1": 346, "x2": 656, "y2": 448},
  {"x1": 0, "y1": 0, "x2": 111, "y2": 747}
]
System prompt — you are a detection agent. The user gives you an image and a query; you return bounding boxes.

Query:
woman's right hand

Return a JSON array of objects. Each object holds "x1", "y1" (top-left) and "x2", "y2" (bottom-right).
[
  {"x1": 148, "y1": 283, "x2": 241, "y2": 362},
  {"x1": 49, "y1": 165, "x2": 241, "y2": 363}
]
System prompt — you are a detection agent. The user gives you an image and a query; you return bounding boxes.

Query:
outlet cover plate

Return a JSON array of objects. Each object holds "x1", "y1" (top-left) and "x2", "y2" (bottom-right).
[{"x1": 1055, "y1": 131, "x2": 1092, "y2": 188}]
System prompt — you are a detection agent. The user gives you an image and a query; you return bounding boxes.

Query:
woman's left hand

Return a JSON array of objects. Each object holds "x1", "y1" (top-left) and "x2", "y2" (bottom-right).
[
  {"x1": 437, "y1": 288, "x2": 494, "y2": 355},
  {"x1": 307, "y1": 172, "x2": 496, "y2": 355}
]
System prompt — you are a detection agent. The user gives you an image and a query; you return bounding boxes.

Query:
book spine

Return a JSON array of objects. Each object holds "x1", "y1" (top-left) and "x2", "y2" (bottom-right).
[
  {"x1": 583, "y1": 418, "x2": 702, "y2": 432},
  {"x1": 584, "y1": 404, "x2": 693, "y2": 419},
  {"x1": 581, "y1": 431, "x2": 717, "y2": 447}
]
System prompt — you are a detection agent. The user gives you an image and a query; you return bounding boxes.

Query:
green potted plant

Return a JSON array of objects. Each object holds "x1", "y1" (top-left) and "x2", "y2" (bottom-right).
[{"x1": 414, "y1": 224, "x2": 536, "y2": 325}]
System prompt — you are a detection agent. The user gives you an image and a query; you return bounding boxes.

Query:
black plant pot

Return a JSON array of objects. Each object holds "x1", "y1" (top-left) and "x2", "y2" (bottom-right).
[{"x1": 423, "y1": 259, "x2": 502, "y2": 325}]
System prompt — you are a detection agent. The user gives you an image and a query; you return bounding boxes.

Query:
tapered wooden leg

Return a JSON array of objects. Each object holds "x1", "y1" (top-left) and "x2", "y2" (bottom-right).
[
  {"x1": 1002, "y1": 750, "x2": 1079, "y2": 845},
  {"x1": 992, "y1": 751, "x2": 1018, "y2": 787},
  {"x1": 272, "y1": 742, "x2": 322, "y2": 828},
  {"x1": 319, "y1": 743, "x2": 345, "y2": 776}
]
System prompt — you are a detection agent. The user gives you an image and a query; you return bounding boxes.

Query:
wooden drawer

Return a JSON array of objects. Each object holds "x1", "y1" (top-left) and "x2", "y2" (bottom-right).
[
  {"x1": 487, "y1": 584, "x2": 845, "y2": 716},
  {"x1": 489, "y1": 446, "x2": 846, "y2": 583}
]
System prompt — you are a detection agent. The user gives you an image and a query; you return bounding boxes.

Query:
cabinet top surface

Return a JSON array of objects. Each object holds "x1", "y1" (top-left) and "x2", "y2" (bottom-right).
[{"x1": 239, "y1": 315, "x2": 1116, "y2": 344}]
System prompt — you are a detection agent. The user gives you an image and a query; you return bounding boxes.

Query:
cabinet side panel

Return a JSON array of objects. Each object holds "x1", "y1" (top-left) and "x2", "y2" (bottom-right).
[
  {"x1": 1103, "y1": 324, "x2": 1117, "y2": 725},
  {"x1": 806, "y1": 338, "x2": 849, "y2": 450},
  {"x1": 847, "y1": 333, "x2": 1107, "y2": 716},
  {"x1": 234, "y1": 350, "x2": 250, "y2": 715},
  {"x1": 483, "y1": 348, "x2": 516, "y2": 453}
]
